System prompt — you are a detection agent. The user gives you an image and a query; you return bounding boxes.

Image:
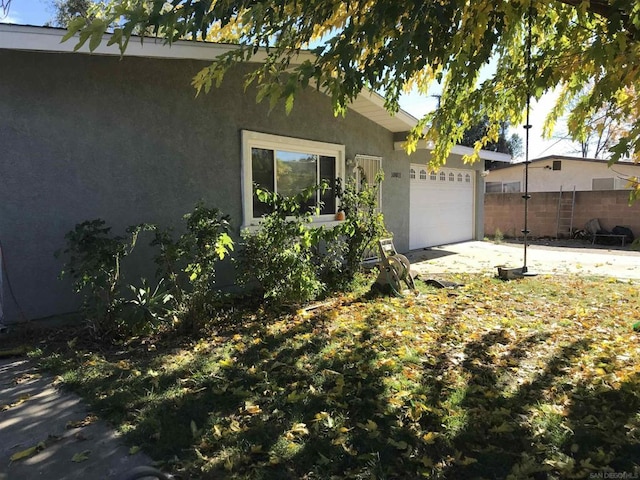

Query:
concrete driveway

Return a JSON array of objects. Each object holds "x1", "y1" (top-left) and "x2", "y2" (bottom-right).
[{"x1": 406, "y1": 240, "x2": 640, "y2": 280}]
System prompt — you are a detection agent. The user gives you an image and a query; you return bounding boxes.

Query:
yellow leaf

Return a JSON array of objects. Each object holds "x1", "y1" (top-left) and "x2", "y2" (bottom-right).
[
  {"x1": 71, "y1": 450, "x2": 91, "y2": 463},
  {"x1": 117, "y1": 360, "x2": 131, "y2": 370},
  {"x1": 244, "y1": 402, "x2": 262, "y2": 415},
  {"x1": 10, "y1": 442, "x2": 45, "y2": 462},
  {"x1": 422, "y1": 431, "x2": 439, "y2": 444},
  {"x1": 128, "y1": 445, "x2": 141, "y2": 455},
  {"x1": 219, "y1": 358, "x2": 235, "y2": 368},
  {"x1": 289, "y1": 422, "x2": 309, "y2": 436}
]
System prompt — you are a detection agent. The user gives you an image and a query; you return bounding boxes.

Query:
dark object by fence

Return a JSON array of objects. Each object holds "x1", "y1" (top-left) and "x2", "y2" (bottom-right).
[
  {"x1": 612, "y1": 226, "x2": 635, "y2": 243},
  {"x1": 586, "y1": 219, "x2": 633, "y2": 246}
]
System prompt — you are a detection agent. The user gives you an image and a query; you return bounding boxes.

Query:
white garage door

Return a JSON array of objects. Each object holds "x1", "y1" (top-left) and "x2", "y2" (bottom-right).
[{"x1": 409, "y1": 165, "x2": 475, "y2": 250}]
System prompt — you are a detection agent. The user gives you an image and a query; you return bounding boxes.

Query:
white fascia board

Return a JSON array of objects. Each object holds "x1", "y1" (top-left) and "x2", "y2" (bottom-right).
[
  {"x1": 394, "y1": 139, "x2": 512, "y2": 162},
  {"x1": 0, "y1": 23, "x2": 318, "y2": 63}
]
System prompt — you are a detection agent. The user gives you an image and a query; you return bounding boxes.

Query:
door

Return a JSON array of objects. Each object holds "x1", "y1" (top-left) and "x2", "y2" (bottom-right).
[{"x1": 409, "y1": 165, "x2": 475, "y2": 249}]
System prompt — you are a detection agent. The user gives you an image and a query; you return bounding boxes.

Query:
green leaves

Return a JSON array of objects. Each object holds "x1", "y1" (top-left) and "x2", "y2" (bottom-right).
[{"x1": 239, "y1": 184, "x2": 326, "y2": 304}]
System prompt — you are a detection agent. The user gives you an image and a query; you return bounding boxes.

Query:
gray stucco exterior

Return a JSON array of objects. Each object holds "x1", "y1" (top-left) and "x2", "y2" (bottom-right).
[{"x1": 1, "y1": 47, "x2": 408, "y2": 323}]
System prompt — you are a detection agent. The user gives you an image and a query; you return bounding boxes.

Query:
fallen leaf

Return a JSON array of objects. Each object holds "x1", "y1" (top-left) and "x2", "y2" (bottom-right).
[
  {"x1": 71, "y1": 450, "x2": 91, "y2": 463},
  {"x1": 10, "y1": 442, "x2": 45, "y2": 462},
  {"x1": 1, "y1": 394, "x2": 32, "y2": 412},
  {"x1": 489, "y1": 421, "x2": 515, "y2": 434},
  {"x1": 66, "y1": 414, "x2": 98, "y2": 429},
  {"x1": 422, "y1": 431, "x2": 439, "y2": 444}
]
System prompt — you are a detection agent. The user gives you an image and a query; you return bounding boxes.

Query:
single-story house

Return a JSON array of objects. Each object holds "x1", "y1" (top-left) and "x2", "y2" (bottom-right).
[
  {"x1": 0, "y1": 24, "x2": 509, "y2": 324},
  {"x1": 485, "y1": 155, "x2": 640, "y2": 193}
]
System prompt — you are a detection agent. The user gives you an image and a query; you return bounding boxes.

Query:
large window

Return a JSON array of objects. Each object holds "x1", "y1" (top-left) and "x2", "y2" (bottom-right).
[{"x1": 242, "y1": 131, "x2": 345, "y2": 224}]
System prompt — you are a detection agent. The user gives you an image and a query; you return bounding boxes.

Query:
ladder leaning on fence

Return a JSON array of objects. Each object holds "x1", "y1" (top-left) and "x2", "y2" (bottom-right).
[{"x1": 556, "y1": 185, "x2": 576, "y2": 239}]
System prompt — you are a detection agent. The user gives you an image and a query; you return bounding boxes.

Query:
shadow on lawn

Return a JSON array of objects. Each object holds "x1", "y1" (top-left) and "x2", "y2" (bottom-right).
[{"x1": 48, "y1": 300, "x2": 640, "y2": 479}]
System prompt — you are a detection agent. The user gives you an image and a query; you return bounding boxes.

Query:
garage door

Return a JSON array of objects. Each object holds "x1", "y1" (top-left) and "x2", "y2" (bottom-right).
[{"x1": 409, "y1": 165, "x2": 475, "y2": 250}]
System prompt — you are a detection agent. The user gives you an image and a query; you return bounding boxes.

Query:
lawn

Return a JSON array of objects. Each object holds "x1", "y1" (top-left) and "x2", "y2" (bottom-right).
[{"x1": 32, "y1": 273, "x2": 640, "y2": 479}]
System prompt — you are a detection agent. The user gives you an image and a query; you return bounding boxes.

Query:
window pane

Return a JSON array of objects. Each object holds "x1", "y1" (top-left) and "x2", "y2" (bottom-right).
[
  {"x1": 485, "y1": 182, "x2": 502, "y2": 193},
  {"x1": 276, "y1": 151, "x2": 317, "y2": 196},
  {"x1": 277, "y1": 150, "x2": 318, "y2": 212},
  {"x1": 319, "y1": 155, "x2": 336, "y2": 214},
  {"x1": 252, "y1": 148, "x2": 274, "y2": 217},
  {"x1": 503, "y1": 181, "x2": 521, "y2": 193}
]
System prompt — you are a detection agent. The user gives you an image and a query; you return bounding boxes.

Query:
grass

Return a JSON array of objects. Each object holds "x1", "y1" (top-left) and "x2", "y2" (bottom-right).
[{"x1": 28, "y1": 273, "x2": 640, "y2": 479}]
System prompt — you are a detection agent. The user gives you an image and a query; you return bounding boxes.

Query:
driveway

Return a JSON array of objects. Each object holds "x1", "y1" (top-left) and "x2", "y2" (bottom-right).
[{"x1": 406, "y1": 240, "x2": 640, "y2": 280}]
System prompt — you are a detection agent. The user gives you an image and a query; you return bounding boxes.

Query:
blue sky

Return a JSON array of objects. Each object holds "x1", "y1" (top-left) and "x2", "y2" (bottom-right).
[
  {"x1": 1, "y1": 0, "x2": 52, "y2": 25},
  {"x1": 1, "y1": 0, "x2": 574, "y2": 159}
]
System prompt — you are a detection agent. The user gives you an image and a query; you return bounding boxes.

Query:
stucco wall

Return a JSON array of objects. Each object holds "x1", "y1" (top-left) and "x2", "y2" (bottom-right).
[
  {"x1": 0, "y1": 49, "x2": 401, "y2": 323},
  {"x1": 485, "y1": 191, "x2": 640, "y2": 239}
]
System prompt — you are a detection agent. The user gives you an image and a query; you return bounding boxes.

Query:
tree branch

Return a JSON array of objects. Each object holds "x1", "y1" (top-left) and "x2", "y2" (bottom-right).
[{"x1": 555, "y1": 0, "x2": 639, "y2": 41}]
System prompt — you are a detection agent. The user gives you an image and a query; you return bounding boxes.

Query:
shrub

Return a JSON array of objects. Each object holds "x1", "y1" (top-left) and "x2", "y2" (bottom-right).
[
  {"x1": 151, "y1": 202, "x2": 234, "y2": 330},
  {"x1": 58, "y1": 203, "x2": 234, "y2": 338},
  {"x1": 238, "y1": 186, "x2": 325, "y2": 305},
  {"x1": 334, "y1": 170, "x2": 387, "y2": 282},
  {"x1": 57, "y1": 219, "x2": 154, "y2": 337}
]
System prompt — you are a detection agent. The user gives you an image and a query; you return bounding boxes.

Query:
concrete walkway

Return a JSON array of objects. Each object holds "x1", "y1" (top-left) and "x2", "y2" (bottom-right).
[
  {"x1": 406, "y1": 240, "x2": 640, "y2": 280},
  {"x1": 0, "y1": 358, "x2": 154, "y2": 480}
]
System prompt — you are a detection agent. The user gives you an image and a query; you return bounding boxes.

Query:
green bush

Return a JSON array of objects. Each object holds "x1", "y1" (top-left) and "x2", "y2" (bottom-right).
[
  {"x1": 121, "y1": 278, "x2": 174, "y2": 335},
  {"x1": 238, "y1": 186, "x2": 325, "y2": 306},
  {"x1": 58, "y1": 203, "x2": 234, "y2": 338},
  {"x1": 334, "y1": 170, "x2": 387, "y2": 282},
  {"x1": 150, "y1": 202, "x2": 234, "y2": 330},
  {"x1": 57, "y1": 219, "x2": 155, "y2": 337}
]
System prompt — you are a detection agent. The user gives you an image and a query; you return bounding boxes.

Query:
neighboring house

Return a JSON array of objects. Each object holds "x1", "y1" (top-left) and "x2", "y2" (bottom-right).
[
  {"x1": 485, "y1": 155, "x2": 640, "y2": 193},
  {"x1": 0, "y1": 24, "x2": 508, "y2": 324},
  {"x1": 484, "y1": 155, "x2": 640, "y2": 239}
]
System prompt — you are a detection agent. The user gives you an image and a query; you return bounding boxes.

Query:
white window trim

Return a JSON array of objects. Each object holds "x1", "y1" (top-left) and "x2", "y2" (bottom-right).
[{"x1": 241, "y1": 130, "x2": 346, "y2": 228}]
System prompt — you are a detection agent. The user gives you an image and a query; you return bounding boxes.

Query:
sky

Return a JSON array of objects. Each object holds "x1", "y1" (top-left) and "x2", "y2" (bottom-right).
[
  {"x1": 2, "y1": 0, "x2": 578, "y2": 161},
  {"x1": 1, "y1": 0, "x2": 52, "y2": 25}
]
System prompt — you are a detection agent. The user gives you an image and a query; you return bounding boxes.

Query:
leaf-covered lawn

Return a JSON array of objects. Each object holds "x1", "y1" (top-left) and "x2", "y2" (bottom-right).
[{"x1": 35, "y1": 274, "x2": 640, "y2": 479}]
